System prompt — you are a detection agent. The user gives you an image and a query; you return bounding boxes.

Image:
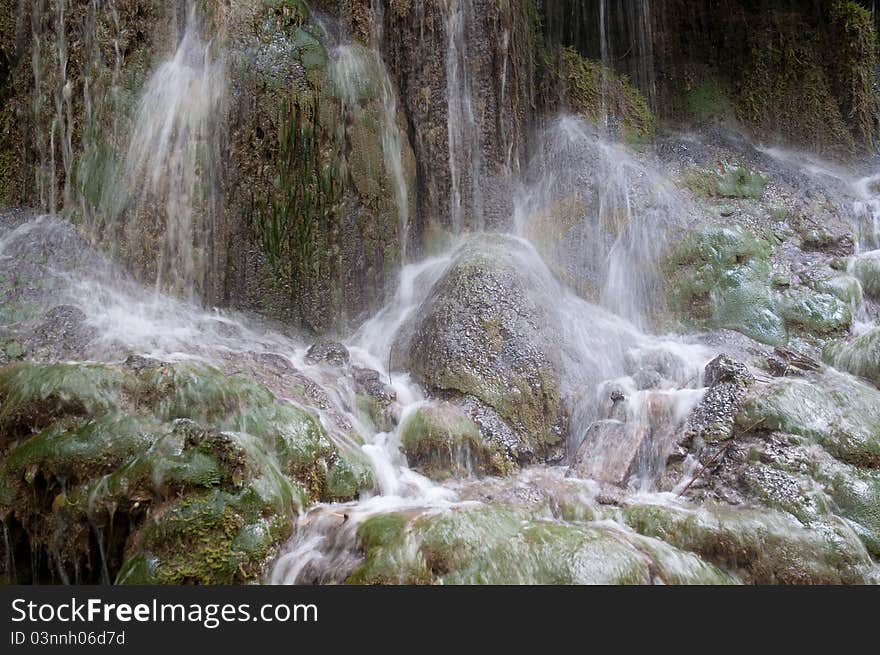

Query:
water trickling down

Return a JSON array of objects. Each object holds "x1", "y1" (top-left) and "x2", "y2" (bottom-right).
[{"x1": 113, "y1": 8, "x2": 226, "y2": 302}]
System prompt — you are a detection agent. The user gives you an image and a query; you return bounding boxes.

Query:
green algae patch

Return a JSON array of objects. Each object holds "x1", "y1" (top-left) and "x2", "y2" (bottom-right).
[
  {"x1": 662, "y1": 225, "x2": 786, "y2": 346},
  {"x1": 400, "y1": 403, "x2": 513, "y2": 480},
  {"x1": 621, "y1": 502, "x2": 874, "y2": 584},
  {"x1": 736, "y1": 372, "x2": 880, "y2": 468}
]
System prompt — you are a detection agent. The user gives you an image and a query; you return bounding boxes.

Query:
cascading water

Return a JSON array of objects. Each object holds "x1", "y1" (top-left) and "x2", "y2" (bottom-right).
[
  {"x1": 442, "y1": 0, "x2": 484, "y2": 233},
  {"x1": 327, "y1": 6, "x2": 411, "y2": 262},
  {"x1": 110, "y1": 5, "x2": 226, "y2": 302},
  {"x1": 515, "y1": 117, "x2": 687, "y2": 328}
]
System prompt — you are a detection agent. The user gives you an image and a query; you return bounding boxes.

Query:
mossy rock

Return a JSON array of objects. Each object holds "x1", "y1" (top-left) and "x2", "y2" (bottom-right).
[
  {"x1": 849, "y1": 254, "x2": 880, "y2": 299},
  {"x1": 394, "y1": 236, "x2": 567, "y2": 463},
  {"x1": 682, "y1": 163, "x2": 766, "y2": 200},
  {"x1": 556, "y1": 47, "x2": 656, "y2": 143},
  {"x1": 813, "y1": 274, "x2": 863, "y2": 308},
  {"x1": 779, "y1": 292, "x2": 851, "y2": 336},
  {"x1": 400, "y1": 403, "x2": 513, "y2": 480},
  {"x1": 348, "y1": 505, "x2": 735, "y2": 585},
  {"x1": 823, "y1": 327, "x2": 880, "y2": 388},
  {"x1": 621, "y1": 502, "x2": 874, "y2": 584},
  {"x1": 736, "y1": 372, "x2": 880, "y2": 468},
  {"x1": 662, "y1": 225, "x2": 786, "y2": 346},
  {"x1": 116, "y1": 486, "x2": 294, "y2": 584},
  {"x1": 0, "y1": 360, "x2": 373, "y2": 583}
]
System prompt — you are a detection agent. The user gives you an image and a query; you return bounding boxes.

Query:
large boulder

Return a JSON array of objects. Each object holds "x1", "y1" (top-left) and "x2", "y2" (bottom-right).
[{"x1": 393, "y1": 235, "x2": 568, "y2": 464}]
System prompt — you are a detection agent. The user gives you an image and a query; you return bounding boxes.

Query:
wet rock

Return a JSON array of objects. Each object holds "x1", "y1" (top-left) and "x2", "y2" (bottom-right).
[
  {"x1": 305, "y1": 341, "x2": 350, "y2": 366},
  {"x1": 349, "y1": 504, "x2": 735, "y2": 585},
  {"x1": 394, "y1": 235, "x2": 567, "y2": 463},
  {"x1": 400, "y1": 402, "x2": 512, "y2": 480},
  {"x1": 569, "y1": 420, "x2": 632, "y2": 485},
  {"x1": 813, "y1": 274, "x2": 863, "y2": 308},
  {"x1": 26, "y1": 305, "x2": 96, "y2": 361},
  {"x1": 663, "y1": 225, "x2": 788, "y2": 346},
  {"x1": 123, "y1": 354, "x2": 162, "y2": 372},
  {"x1": 778, "y1": 291, "x2": 851, "y2": 335},
  {"x1": 736, "y1": 370, "x2": 880, "y2": 467},
  {"x1": 683, "y1": 354, "x2": 754, "y2": 446},
  {"x1": 848, "y1": 252, "x2": 880, "y2": 299},
  {"x1": 0, "y1": 360, "x2": 373, "y2": 583},
  {"x1": 766, "y1": 346, "x2": 821, "y2": 378},
  {"x1": 791, "y1": 207, "x2": 854, "y2": 256},
  {"x1": 351, "y1": 366, "x2": 397, "y2": 433},
  {"x1": 823, "y1": 327, "x2": 880, "y2": 388},
  {"x1": 622, "y1": 502, "x2": 875, "y2": 584}
]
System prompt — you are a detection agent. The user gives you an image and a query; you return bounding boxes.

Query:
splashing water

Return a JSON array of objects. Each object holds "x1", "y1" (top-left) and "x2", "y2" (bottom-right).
[
  {"x1": 442, "y1": 0, "x2": 484, "y2": 233},
  {"x1": 515, "y1": 116, "x2": 689, "y2": 328},
  {"x1": 113, "y1": 7, "x2": 226, "y2": 302}
]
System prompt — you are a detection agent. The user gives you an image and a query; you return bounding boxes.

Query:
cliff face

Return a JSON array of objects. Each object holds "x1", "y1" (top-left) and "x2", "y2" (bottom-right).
[
  {"x1": 381, "y1": 0, "x2": 535, "y2": 244},
  {"x1": 2, "y1": 0, "x2": 879, "y2": 334}
]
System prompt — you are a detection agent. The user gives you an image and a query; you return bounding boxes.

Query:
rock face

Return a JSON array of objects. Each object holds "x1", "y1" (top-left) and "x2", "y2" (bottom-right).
[
  {"x1": 394, "y1": 235, "x2": 567, "y2": 464},
  {"x1": 381, "y1": 0, "x2": 534, "y2": 238}
]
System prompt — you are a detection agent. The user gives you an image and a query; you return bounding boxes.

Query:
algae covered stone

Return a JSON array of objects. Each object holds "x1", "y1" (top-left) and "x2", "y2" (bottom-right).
[
  {"x1": 394, "y1": 235, "x2": 568, "y2": 463},
  {"x1": 0, "y1": 360, "x2": 373, "y2": 583},
  {"x1": 400, "y1": 402, "x2": 512, "y2": 480}
]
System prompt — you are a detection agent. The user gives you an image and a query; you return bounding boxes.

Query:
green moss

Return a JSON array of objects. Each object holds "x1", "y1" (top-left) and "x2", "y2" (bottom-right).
[
  {"x1": 323, "y1": 450, "x2": 375, "y2": 501},
  {"x1": 736, "y1": 20, "x2": 855, "y2": 153},
  {"x1": 779, "y1": 292, "x2": 851, "y2": 335},
  {"x1": 350, "y1": 505, "x2": 736, "y2": 585},
  {"x1": 683, "y1": 163, "x2": 766, "y2": 200},
  {"x1": 737, "y1": 373, "x2": 880, "y2": 468},
  {"x1": 813, "y1": 274, "x2": 863, "y2": 308},
  {"x1": 621, "y1": 502, "x2": 873, "y2": 584},
  {"x1": 684, "y1": 77, "x2": 734, "y2": 121},
  {"x1": 662, "y1": 225, "x2": 786, "y2": 346},
  {"x1": 0, "y1": 363, "x2": 126, "y2": 437},
  {"x1": 557, "y1": 47, "x2": 656, "y2": 142},
  {"x1": 4, "y1": 415, "x2": 156, "y2": 482},
  {"x1": 0, "y1": 359, "x2": 365, "y2": 582},
  {"x1": 828, "y1": 1, "x2": 880, "y2": 150},
  {"x1": 118, "y1": 487, "x2": 293, "y2": 584},
  {"x1": 848, "y1": 254, "x2": 880, "y2": 299},
  {"x1": 400, "y1": 403, "x2": 511, "y2": 480}
]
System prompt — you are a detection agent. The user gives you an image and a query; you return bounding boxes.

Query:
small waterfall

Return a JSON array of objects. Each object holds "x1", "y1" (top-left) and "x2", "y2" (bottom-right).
[
  {"x1": 515, "y1": 116, "x2": 686, "y2": 328},
  {"x1": 371, "y1": 0, "x2": 412, "y2": 262},
  {"x1": 329, "y1": 5, "x2": 412, "y2": 263},
  {"x1": 442, "y1": 0, "x2": 484, "y2": 233},
  {"x1": 114, "y1": 6, "x2": 226, "y2": 301}
]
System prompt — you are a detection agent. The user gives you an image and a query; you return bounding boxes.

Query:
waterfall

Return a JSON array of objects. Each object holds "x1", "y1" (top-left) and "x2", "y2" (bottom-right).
[
  {"x1": 329, "y1": 3, "x2": 412, "y2": 265},
  {"x1": 442, "y1": 0, "x2": 484, "y2": 233},
  {"x1": 115, "y1": 6, "x2": 226, "y2": 302}
]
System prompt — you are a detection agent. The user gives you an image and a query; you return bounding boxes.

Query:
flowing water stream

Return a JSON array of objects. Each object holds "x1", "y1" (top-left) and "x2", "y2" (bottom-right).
[{"x1": 7, "y1": 1, "x2": 880, "y2": 586}]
